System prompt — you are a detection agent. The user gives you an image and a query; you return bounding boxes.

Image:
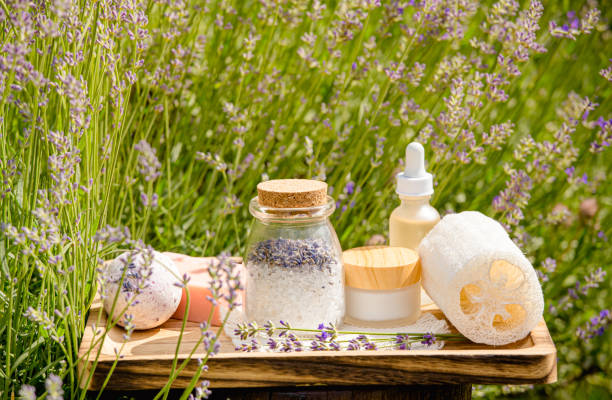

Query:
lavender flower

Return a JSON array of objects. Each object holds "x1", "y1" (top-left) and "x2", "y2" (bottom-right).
[
  {"x1": 113, "y1": 248, "x2": 155, "y2": 298},
  {"x1": 370, "y1": 134, "x2": 386, "y2": 167},
  {"x1": 122, "y1": 314, "x2": 135, "y2": 341},
  {"x1": 55, "y1": 70, "x2": 91, "y2": 130},
  {"x1": 202, "y1": 330, "x2": 221, "y2": 356},
  {"x1": 597, "y1": 231, "x2": 607, "y2": 242},
  {"x1": 395, "y1": 335, "x2": 411, "y2": 350},
  {"x1": 549, "y1": 7, "x2": 600, "y2": 40},
  {"x1": 347, "y1": 338, "x2": 362, "y2": 351},
  {"x1": 280, "y1": 333, "x2": 303, "y2": 352},
  {"x1": 196, "y1": 152, "x2": 227, "y2": 172},
  {"x1": 536, "y1": 258, "x2": 557, "y2": 282},
  {"x1": 551, "y1": 268, "x2": 607, "y2": 314},
  {"x1": 189, "y1": 379, "x2": 212, "y2": 400},
  {"x1": 222, "y1": 194, "x2": 243, "y2": 216},
  {"x1": 266, "y1": 337, "x2": 278, "y2": 350},
  {"x1": 18, "y1": 384, "x2": 37, "y2": 400},
  {"x1": 348, "y1": 335, "x2": 377, "y2": 350},
  {"x1": 134, "y1": 140, "x2": 161, "y2": 182},
  {"x1": 576, "y1": 310, "x2": 611, "y2": 340},
  {"x1": 600, "y1": 59, "x2": 612, "y2": 83},
  {"x1": 24, "y1": 307, "x2": 63, "y2": 343},
  {"x1": 93, "y1": 225, "x2": 131, "y2": 244},
  {"x1": 45, "y1": 374, "x2": 64, "y2": 400},
  {"x1": 234, "y1": 322, "x2": 259, "y2": 340},
  {"x1": 235, "y1": 339, "x2": 260, "y2": 352},
  {"x1": 278, "y1": 320, "x2": 291, "y2": 337},
  {"x1": 590, "y1": 117, "x2": 611, "y2": 153},
  {"x1": 492, "y1": 169, "x2": 533, "y2": 227},
  {"x1": 344, "y1": 181, "x2": 355, "y2": 195},
  {"x1": 140, "y1": 192, "x2": 159, "y2": 208},
  {"x1": 263, "y1": 320, "x2": 275, "y2": 337},
  {"x1": 420, "y1": 333, "x2": 436, "y2": 346}
]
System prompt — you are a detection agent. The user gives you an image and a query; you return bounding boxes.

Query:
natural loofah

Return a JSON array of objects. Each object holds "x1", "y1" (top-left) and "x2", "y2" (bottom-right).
[{"x1": 418, "y1": 211, "x2": 544, "y2": 345}]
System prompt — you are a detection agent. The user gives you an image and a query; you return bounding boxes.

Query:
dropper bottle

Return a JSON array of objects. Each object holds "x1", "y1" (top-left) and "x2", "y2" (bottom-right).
[{"x1": 389, "y1": 142, "x2": 440, "y2": 250}]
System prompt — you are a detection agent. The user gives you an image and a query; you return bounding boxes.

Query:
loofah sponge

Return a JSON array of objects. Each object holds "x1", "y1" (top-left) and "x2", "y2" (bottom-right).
[{"x1": 418, "y1": 211, "x2": 544, "y2": 345}]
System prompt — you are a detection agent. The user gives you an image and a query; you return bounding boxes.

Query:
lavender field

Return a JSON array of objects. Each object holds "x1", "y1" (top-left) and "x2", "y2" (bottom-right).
[{"x1": 0, "y1": 0, "x2": 611, "y2": 399}]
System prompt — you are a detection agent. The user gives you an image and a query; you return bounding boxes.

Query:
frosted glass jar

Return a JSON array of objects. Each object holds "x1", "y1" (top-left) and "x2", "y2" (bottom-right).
[
  {"x1": 343, "y1": 246, "x2": 420, "y2": 326},
  {"x1": 245, "y1": 191, "x2": 344, "y2": 329},
  {"x1": 346, "y1": 285, "x2": 421, "y2": 323}
]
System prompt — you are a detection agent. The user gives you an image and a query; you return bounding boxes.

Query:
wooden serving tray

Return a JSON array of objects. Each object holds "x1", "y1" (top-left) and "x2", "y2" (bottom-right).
[{"x1": 78, "y1": 258, "x2": 557, "y2": 391}]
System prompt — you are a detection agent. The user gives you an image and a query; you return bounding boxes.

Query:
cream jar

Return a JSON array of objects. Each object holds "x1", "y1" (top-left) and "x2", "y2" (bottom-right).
[{"x1": 343, "y1": 246, "x2": 420, "y2": 326}]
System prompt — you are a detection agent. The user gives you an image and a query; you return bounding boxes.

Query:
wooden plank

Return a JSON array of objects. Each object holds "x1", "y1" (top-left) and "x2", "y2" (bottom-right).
[{"x1": 78, "y1": 257, "x2": 557, "y2": 391}]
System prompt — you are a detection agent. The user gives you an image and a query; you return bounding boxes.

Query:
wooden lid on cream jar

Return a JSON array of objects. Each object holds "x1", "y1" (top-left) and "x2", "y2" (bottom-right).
[{"x1": 343, "y1": 246, "x2": 420, "y2": 290}]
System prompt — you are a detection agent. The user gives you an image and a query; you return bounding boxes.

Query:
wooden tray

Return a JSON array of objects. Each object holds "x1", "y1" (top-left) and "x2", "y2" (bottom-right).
[{"x1": 78, "y1": 259, "x2": 557, "y2": 391}]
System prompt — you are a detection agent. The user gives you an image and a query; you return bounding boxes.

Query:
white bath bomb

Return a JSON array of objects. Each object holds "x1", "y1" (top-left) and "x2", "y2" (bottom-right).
[{"x1": 102, "y1": 251, "x2": 182, "y2": 330}]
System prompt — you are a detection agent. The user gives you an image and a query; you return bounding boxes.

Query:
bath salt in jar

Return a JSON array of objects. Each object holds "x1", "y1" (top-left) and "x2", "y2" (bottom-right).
[
  {"x1": 245, "y1": 179, "x2": 344, "y2": 328},
  {"x1": 343, "y1": 246, "x2": 421, "y2": 326}
]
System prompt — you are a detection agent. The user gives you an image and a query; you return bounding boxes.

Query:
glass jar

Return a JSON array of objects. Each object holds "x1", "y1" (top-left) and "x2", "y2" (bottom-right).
[{"x1": 245, "y1": 196, "x2": 344, "y2": 328}]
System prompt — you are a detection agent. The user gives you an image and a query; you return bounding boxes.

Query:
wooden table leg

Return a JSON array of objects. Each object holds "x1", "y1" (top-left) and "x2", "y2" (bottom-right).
[{"x1": 207, "y1": 384, "x2": 473, "y2": 400}]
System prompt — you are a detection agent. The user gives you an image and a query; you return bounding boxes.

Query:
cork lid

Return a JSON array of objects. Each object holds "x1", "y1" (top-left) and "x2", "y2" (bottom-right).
[
  {"x1": 257, "y1": 179, "x2": 327, "y2": 208},
  {"x1": 343, "y1": 246, "x2": 420, "y2": 290}
]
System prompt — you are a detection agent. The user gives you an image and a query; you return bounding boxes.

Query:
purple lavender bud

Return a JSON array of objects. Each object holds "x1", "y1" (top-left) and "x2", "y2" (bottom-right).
[
  {"x1": 267, "y1": 338, "x2": 278, "y2": 350},
  {"x1": 420, "y1": 333, "x2": 436, "y2": 346},
  {"x1": 134, "y1": 140, "x2": 161, "y2": 182},
  {"x1": 264, "y1": 320, "x2": 275, "y2": 336},
  {"x1": 315, "y1": 329, "x2": 331, "y2": 342},
  {"x1": 347, "y1": 338, "x2": 361, "y2": 350},
  {"x1": 570, "y1": 19, "x2": 580, "y2": 30},
  {"x1": 19, "y1": 385, "x2": 36, "y2": 400},
  {"x1": 45, "y1": 374, "x2": 64, "y2": 400},
  {"x1": 344, "y1": 181, "x2": 355, "y2": 195}
]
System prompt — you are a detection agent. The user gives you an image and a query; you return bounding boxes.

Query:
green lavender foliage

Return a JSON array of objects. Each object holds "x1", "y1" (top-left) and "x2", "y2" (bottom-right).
[{"x1": 0, "y1": 0, "x2": 611, "y2": 399}]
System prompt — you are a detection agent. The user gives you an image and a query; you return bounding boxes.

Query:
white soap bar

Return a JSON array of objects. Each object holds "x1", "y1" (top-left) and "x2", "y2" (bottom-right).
[
  {"x1": 102, "y1": 251, "x2": 182, "y2": 330},
  {"x1": 418, "y1": 211, "x2": 544, "y2": 345}
]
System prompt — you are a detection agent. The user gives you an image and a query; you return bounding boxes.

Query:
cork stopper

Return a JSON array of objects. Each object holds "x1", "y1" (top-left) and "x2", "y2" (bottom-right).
[
  {"x1": 257, "y1": 179, "x2": 327, "y2": 208},
  {"x1": 343, "y1": 246, "x2": 420, "y2": 290}
]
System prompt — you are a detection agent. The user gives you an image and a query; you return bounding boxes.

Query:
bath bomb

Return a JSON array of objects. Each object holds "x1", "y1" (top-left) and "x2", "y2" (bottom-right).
[
  {"x1": 418, "y1": 211, "x2": 544, "y2": 345},
  {"x1": 167, "y1": 252, "x2": 245, "y2": 326},
  {"x1": 102, "y1": 251, "x2": 182, "y2": 330}
]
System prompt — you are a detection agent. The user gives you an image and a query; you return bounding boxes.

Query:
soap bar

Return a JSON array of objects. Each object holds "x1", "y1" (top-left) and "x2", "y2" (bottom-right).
[{"x1": 165, "y1": 252, "x2": 245, "y2": 326}]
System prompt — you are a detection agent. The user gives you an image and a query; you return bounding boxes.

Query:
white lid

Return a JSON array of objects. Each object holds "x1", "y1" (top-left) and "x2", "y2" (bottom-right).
[{"x1": 396, "y1": 142, "x2": 433, "y2": 197}]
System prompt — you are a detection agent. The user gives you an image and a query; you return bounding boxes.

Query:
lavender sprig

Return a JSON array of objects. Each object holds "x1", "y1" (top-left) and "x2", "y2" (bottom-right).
[
  {"x1": 233, "y1": 321, "x2": 463, "y2": 352},
  {"x1": 576, "y1": 310, "x2": 611, "y2": 340}
]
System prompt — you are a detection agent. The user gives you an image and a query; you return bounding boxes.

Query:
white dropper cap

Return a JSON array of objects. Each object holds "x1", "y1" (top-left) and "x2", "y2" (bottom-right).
[{"x1": 396, "y1": 142, "x2": 434, "y2": 197}]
